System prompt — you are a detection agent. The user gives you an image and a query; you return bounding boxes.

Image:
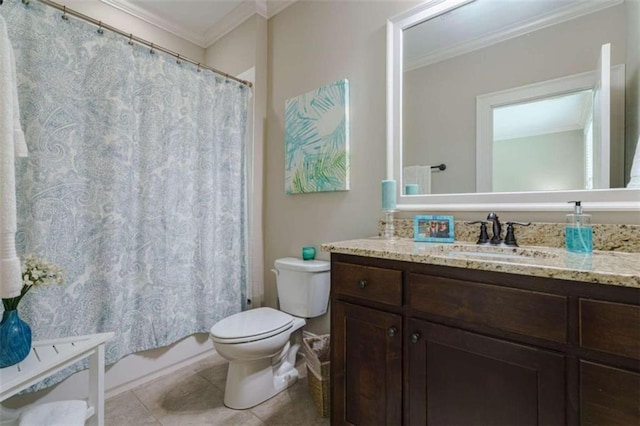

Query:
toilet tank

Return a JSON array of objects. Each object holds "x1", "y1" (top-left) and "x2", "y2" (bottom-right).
[{"x1": 273, "y1": 258, "x2": 330, "y2": 318}]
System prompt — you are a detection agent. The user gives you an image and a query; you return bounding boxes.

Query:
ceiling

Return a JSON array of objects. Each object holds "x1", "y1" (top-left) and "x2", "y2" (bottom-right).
[
  {"x1": 99, "y1": 0, "x2": 297, "y2": 48},
  {"x1": 493, "y1": 90, "x2": 593, "y2": 141},
  {"x1": 403, "y1": 0, "x2": 621, "y2": 71}
]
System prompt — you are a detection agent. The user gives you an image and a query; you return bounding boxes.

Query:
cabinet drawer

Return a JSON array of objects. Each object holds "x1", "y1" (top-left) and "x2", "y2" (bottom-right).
[
  {"x1": 409, "y1": 273, "x2": 567, "y2": 343},
  {"x1": 580, "y1": 299, "x2": 640, "y2": 360},
  {"x1": 332, "y1": 262, "x2": 402, "y2": 306}
]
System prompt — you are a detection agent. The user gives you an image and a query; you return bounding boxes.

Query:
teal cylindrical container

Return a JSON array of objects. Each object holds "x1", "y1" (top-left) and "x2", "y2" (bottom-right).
[
  {"x1": 381, "y1": 180, "x2": 397, "y2": 210},
  {"x1": 405, "y1": 184, "x2": 419, "y2": 195},
  {"x1": 565, "y1": 201, "x2": 592, "y2": 254},
  {"x1": 302, "y1": 246, "x2": 316, "y2": 260}
]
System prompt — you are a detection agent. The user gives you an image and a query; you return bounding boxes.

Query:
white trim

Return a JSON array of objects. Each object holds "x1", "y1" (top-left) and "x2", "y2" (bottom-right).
[
  {"x1": 387, "y1": 1, "x2": 639, "y2": 213},
  {"x1": 388, "y1": 0, "x2": 475, "y2": 182},
  {"x1": 405, "y1": 0, "x2": 623, "y2": 71},
  {"x1": 104, "y1": 349, "x2": 213, "y2": 399},
  {"x1": 100, "y1": 0, "x2": 298, "y2": 49},
  {"x1": 267, "y1": 0, "x2": 298, "y2": 18},
  {"x1": 99, "y1": 0, "x2": 208, "y2": 47},
  {"x1": 394, "y1": 187, "x2": 640, "y2": 212},
  {"x1": 203, "y1": 0, "x2": 259, "y2": 47}
]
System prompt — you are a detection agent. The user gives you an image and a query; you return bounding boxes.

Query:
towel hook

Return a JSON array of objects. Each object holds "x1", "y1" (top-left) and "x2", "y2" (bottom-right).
[
  {"x1": 61, "y1": 5, "x2": 69, "y2": 20},
  {"x1": 127, "y1": 33, "x2": 134, "y2": 46},
  {"x1": 97, "y1": 21, "x2": 104, "y2": 35},
  {"x1": 196, "y1": 63, "x2": 201, "y2": 73},
  {"x1": 176, "y1": 54, "x2": 181, "y2": 65},
  {"x1": 149, "y1": 43, "x2": 155, "y2": 55}
]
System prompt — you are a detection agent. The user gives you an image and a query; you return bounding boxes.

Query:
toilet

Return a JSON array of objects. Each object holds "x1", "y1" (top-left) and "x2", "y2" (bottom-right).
[{"x1": 210, "y1": 257, "x2": 330, "y2": 409}]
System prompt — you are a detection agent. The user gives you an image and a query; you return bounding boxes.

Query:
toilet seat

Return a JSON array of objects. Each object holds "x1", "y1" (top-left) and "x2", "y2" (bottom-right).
[{"x1": 210, "y1": 307, "x2": 294, "y2": 344}]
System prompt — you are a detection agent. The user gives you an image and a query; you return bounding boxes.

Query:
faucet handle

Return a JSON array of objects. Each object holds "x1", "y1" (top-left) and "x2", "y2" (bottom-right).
[
  {"x1": 504, "y1": 222, "x2": 531, "y2": 247},
  {"x1": 465, "y1": 221, "x2": 490, "y2": 244}
]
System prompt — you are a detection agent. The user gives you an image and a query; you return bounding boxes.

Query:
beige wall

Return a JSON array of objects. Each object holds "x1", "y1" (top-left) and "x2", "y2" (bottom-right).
[
  {"x1": 403, "y1": 4, "x2": 627, "y2": 193},
  {"x1": 265, "y1": 0, "x2": 639, "y2": 338},
  {"x1": 265, "y1": 0, "x2": 418, "y2": 333},
  {"x1": 493, "y1": 130, "x2": 585, "y2": 192},
  {"x1": 205, "y1": 15, "x2": 259, "y2": 76}
]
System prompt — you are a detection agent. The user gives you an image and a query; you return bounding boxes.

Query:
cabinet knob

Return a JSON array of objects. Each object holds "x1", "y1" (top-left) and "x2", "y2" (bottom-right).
[
  {"x1": 388, "y1": 326, "x2": 398, "y2": 337},
  {"x1": 410, "y1": 332, "x2": 421, "y2": 344},
  {"x1": 358, "y1": 279, "x2": 367, "y2": 289}
]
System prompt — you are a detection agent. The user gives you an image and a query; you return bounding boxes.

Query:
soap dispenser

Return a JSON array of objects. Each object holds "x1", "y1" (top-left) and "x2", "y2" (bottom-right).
[{"x1": 565, "y1": 201, "x2": 593, "y2": 253}]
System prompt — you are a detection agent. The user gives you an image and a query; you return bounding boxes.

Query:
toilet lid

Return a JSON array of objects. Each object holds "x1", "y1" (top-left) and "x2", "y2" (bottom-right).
[
  {"x1": 275, "y1": 257, "x2": 330, "y2": 272},
  {"x1": 210, "y1": 307, "x2": 293, "y2": 343}
]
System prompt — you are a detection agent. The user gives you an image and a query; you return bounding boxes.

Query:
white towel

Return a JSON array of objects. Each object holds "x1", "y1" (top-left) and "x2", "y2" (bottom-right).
[
  {"x1": 403, "y1": 165, "x2": 432, "y2": 194},
  {"x1": 19, "y1": 401, "x2": 87, "y2": 426},
  {"x1": 0, "y1": 16, "x2": 28, "y2": 299},
  {"x1": 627, "y1": 135, "x2": 640, "y2": 188}
]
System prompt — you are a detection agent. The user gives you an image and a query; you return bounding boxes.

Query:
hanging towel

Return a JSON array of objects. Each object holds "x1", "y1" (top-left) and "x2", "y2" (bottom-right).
[
  {"x1": 403, "y1": 165, "x2": 432, "y2": 194},
  {"x1": 627, "y1": 135, "x2": 640, "y2": 188},
  {"x1": 0, "y1": 16, "x2": 28, "y2": 299}
]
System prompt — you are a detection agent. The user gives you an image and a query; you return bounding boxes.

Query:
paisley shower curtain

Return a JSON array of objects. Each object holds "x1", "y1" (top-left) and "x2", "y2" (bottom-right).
[{"x1": 1, "y1": 0, "x2": 249, "y2": 389}]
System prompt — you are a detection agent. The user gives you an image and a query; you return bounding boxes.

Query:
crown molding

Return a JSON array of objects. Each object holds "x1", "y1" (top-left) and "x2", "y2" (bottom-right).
[
  {"x1": 267, "y1": 0, "x2": 298, "y2": 18},
  {"x1": 203, "y1": 0, "x2": 261, "y2": 47},
  {"x1": 99, "y1": 0, "x2": 207, "y2": 47},
  {"x1": 405, "y1": 0, "x2": 623, "y2": 72},
  {"x1": 99, "y1": 0, "x2": 299, "y2": 49}
]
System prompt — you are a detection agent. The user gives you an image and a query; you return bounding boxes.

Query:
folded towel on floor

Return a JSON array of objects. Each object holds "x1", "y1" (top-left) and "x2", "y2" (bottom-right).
[{"x1": 18, "y1": 401, "x2": 87, "y2": 426}]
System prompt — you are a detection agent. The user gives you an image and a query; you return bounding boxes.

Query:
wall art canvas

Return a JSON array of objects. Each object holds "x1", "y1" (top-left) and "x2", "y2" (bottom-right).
[{"x1": 285, "y1": 79, "x2": 350, "y2": 194}]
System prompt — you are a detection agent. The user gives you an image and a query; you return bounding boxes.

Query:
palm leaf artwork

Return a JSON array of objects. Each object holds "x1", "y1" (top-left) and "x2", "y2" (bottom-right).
[{"x1": 285, "y1": 79, "x2": 350, "y2": 194}]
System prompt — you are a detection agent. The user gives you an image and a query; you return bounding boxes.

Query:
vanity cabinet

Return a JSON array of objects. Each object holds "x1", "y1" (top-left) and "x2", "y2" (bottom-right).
[
  {"x1": 329, "y1": 253, "x2": 640, "y2": 425},
  {"x1": 407, "y1": 320, "x2": 565, "y2": 425}
]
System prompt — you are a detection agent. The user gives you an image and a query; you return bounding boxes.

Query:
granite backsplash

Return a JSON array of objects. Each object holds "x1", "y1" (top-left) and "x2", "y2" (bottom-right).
[{"x1": 378, "y1": 219, "x2": 640, "y2": 253}]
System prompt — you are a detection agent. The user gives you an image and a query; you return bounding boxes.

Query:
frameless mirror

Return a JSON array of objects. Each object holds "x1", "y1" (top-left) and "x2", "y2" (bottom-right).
[{"x1": 387, "y1": 0, "x2": 640, "y2": 211}]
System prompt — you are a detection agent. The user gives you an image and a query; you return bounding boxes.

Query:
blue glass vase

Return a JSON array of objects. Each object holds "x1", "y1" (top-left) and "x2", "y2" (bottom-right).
[{"x1": 0, "y1": 310, "x2": 32, "y2": 368}]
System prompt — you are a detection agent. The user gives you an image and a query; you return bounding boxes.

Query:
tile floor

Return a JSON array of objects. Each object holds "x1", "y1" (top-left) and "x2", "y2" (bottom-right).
[{"x1": 105, "y1": 353, "x2": 329, "y2": 426}]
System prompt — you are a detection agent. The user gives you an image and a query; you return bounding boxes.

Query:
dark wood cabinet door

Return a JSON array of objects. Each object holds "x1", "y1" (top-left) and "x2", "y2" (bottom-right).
[
  {"x1": 332, "y1": 301, "x2": 403, "y2": 426},
  {"x1": 408, "y1": 320, "x2": 566, "y2": 426},
  {"x1": 580, "y1": 361, "x2": 640, "y2": 425}
]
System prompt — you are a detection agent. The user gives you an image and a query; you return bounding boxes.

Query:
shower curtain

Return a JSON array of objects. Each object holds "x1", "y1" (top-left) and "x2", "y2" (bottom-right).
[{"x1": 1, "y1": 0, "x2": 249, "y2": 389}]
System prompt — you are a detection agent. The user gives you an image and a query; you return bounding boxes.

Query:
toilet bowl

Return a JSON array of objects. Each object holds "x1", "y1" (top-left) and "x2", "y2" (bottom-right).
[{"x1": 210, "y1": 258, "x2": 330, "y2": 409}]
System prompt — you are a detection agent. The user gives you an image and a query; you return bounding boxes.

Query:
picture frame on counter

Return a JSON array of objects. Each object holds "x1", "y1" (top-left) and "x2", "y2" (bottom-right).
[{"x1": 414, "y1": 215, "x2": 455, "y2": 243}]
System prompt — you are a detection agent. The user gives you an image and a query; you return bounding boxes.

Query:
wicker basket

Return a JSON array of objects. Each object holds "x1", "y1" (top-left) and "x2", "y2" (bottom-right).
[
  {"x1": 306, "y1": 364, "x2": 330, "y2": 417},
  {"x1": 303, "y1": 335, "x2": 330, "y2": 417}
]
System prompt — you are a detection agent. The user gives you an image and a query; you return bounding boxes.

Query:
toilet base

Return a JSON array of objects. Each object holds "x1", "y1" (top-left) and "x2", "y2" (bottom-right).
[{"x1": 223, "y1": 350, "x2": 299, "y2": 409}]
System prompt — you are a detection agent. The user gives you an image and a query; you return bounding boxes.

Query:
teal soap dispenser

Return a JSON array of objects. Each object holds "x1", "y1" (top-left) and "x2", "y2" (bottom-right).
[{"x1": 565, "y1": 201, "x2": 593, "y2": 253}]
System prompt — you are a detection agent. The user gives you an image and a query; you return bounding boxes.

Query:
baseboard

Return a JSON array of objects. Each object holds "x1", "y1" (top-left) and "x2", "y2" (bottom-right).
[{"x1": 105, "y1": 349, "x2": 215, "y2": 399}]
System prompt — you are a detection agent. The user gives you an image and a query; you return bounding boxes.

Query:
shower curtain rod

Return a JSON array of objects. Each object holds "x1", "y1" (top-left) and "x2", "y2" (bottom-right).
[{"x1": 12, "y1": 0, "x2": 253, "y2": 88}]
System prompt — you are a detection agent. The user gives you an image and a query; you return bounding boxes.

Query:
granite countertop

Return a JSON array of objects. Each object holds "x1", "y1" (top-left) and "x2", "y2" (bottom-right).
[{"x1": 321, "y1": 238, "x2": 640, "y2": 288}]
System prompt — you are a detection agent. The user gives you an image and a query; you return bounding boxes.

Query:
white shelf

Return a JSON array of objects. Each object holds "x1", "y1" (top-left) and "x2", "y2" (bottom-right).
[{"x1": 0, "y1": 332, "x2": 114, "y2": 426}]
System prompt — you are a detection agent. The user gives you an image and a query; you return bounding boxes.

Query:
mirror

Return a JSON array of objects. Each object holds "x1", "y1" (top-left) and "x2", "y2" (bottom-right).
[{"x1": 387, "y1": 0, "x2": 640, "y2": 211}]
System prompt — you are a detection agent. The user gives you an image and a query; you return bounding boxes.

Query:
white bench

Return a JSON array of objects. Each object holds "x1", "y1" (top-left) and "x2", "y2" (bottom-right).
[{"x1": 0, "y1": 333, "x2": 114, "y2": 426}]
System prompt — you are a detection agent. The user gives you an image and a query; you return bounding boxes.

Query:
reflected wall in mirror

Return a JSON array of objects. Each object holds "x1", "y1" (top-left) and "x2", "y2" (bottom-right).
[
  {"x1": 403, "y1": 0, "x2": 635, "y2": 194},
  {"x1": 389, "y1": 0, "x2": 639, "y2": 210}
]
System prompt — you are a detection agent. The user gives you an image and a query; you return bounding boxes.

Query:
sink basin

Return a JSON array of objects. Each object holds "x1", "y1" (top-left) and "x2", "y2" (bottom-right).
[
  {"x1": 417, "y1": 243, "x2": 560, "y2": 263},
  {"x1": 448, "y1": 250, "x2": 529, "y2": 261}
]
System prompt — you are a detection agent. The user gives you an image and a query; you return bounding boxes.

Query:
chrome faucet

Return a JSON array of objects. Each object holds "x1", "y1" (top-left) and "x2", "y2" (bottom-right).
[{"x1": 486, "y1": 212, "x2": 502, "y2": 244}]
